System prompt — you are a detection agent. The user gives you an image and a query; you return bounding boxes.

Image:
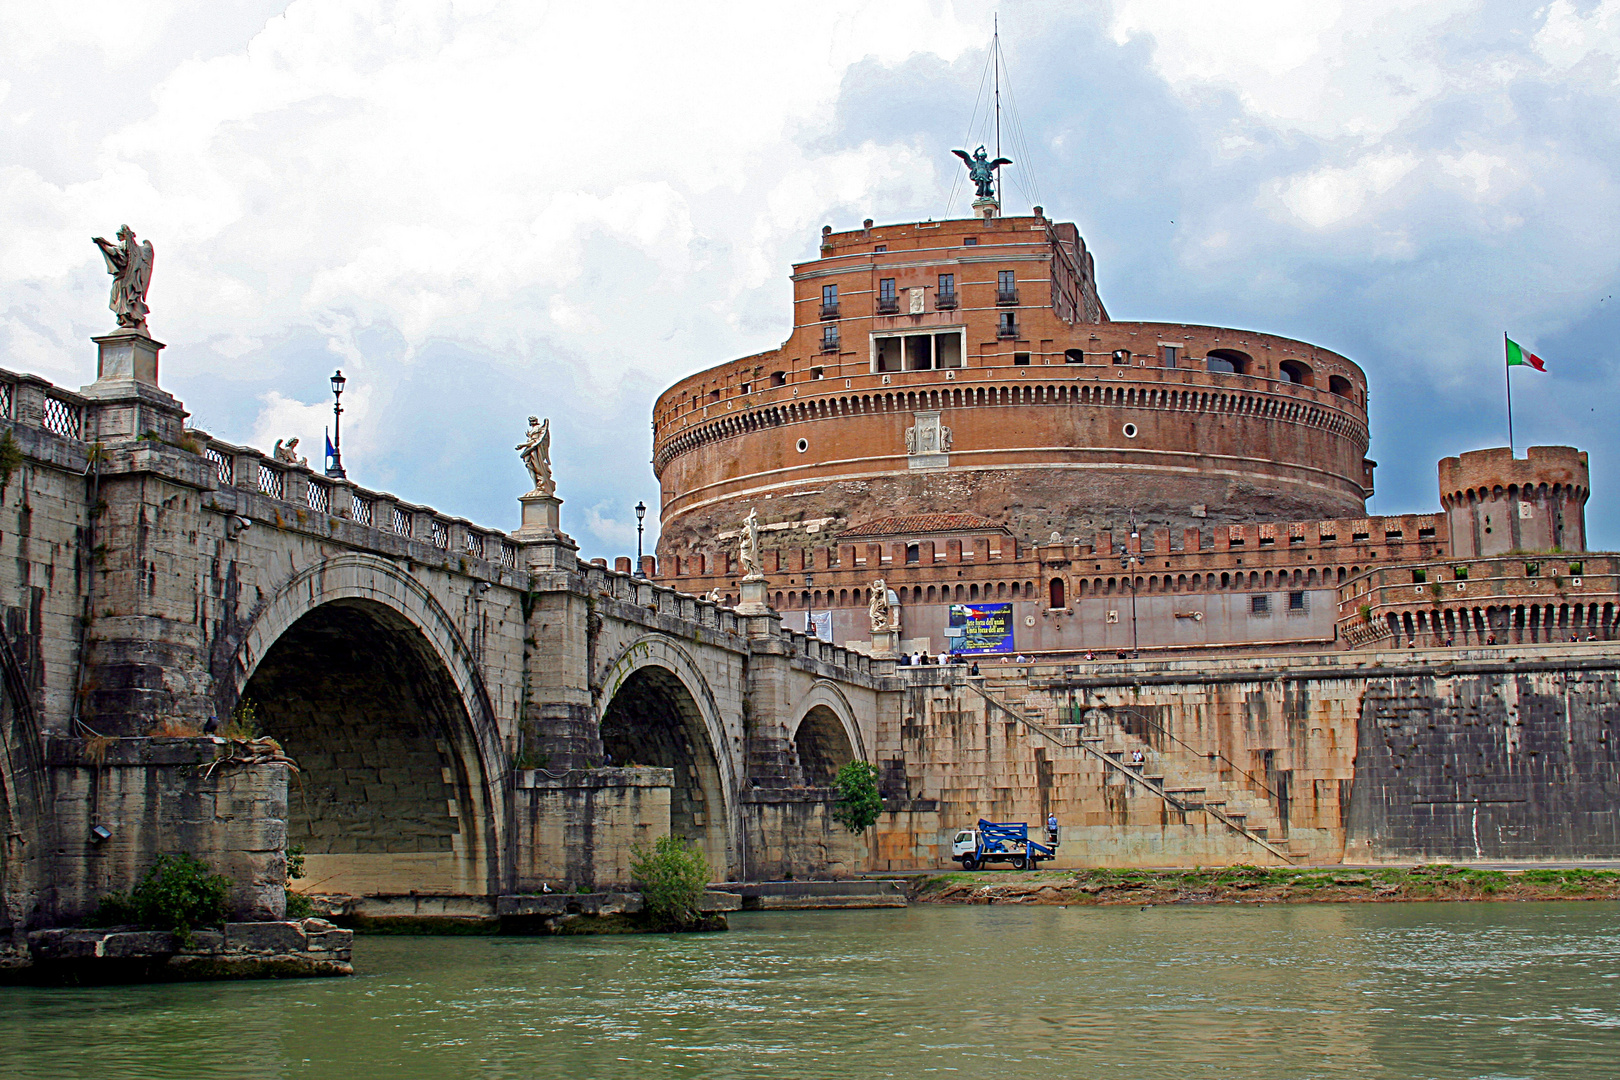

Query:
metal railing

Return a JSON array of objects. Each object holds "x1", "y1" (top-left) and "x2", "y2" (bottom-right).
[
  {"x1": 996, "y1": 289, "x2": 1020, "y2": 306},
  {"x1": 0, "y1": 382, "x2": 14, "y2": 419},
  {"x1": 306, "y1": 481, "x2": 329, "y2": 513},
  {"x1": 464, "y1": 531, "x2": 484, "y2": 559},
  {"x1": 430, "y1": 520, "x2": 449, "y2": 549},
  {"x1": 391, "y1": 506, "x2": 411, "y2": 536},
  {"x1": 819, "y1": 302, "x2": 840, "y2": 319},
  {"x1": 876, "y1": 296, "x2": 899, "y2": 315},
  {"x1": 42, "y1": 395, "x2": 82, "y2": 440},
  {"x1": 257, "y1": 463, "x2": 284, "y2": 500},
  {"x1": 935, "y1": 292, "x2": 958, "y2": 310},
  {"x1": 996, "y1": 321, "x2": 1020, "y2": 340},
  {"x1": 497, "y1": 543, "x2": 515, "y2": 568},
  {"x1": 350, "y1": 495, "x2": 372, "y2": 526},
  {"x1": 202, "y1": 445, "x2": 233, "y2": 485}
]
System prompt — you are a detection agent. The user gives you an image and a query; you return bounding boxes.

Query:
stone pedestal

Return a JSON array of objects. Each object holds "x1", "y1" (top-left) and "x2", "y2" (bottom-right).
[
  {"x1": 871, "y1": 629, "x2": 901, "y2": 659},
  {"x1": 513, "y1": 491, "x2": 577, "y2": 570},
  {"x1": 80, "y1": 331, "x2": 187, "y2": 445},
  {"x1": 735, "y1": 576, "x2": 772, "y2": 616},
  {"x1": 972, "y1": 196, "x2": 1000, "y2": 220}
]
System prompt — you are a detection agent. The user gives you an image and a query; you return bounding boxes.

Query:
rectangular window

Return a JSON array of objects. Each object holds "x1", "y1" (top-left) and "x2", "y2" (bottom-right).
[
  {"x1": 998, "y1": 312, "x2": 1018, "y2": 339},
  {"x1": 875, "y1": 337, "x2": 902, "y2": 372},
  {"x1": 1412, "y1": 568, "x2": 1427, "y2": 583},
  {"x1": 810, "y1": 366, "x2": 825, "y2": 380},
  {"x1": 821, "y1": 325, "x2": 839, "y2": 352},
  {"x1": 1569, "y1": 561, "x2": 1584, "y2": 575},
  {"x1": 877, "y1": 277, "x2": 898, "y2": 314},
  {"x1": 1159, "y1": 345, "x2": 1179, "y2": 368},
  {"x1": 1453, "y1": 565, "x2": 1469, "y2": 580},
  {"x1": 938, "y1": 273, "x2": 955, "y2": 296},
  {"x1": 997, "y1": 270, "x2": 1018, "y2": 305},
  {"x1": 820, "y1": 284, "x2": 839, "y2": 318},
  {"x1": 964, "y1": 237, "x2": 978, "y2": 246},
  {"x1": 1288, "y1": 591, "x2": 1306, "y2": 612},
  {"x1": 770, "y1": 371, "x2": 786, "y2": 387},
  {"x1": 874, "y1": 244, "x2": 887, "y2": 253},
  {"x1": 1251, "y1": 594, "x2": 1271, "y2": 614},
  {"x1": 1526, "y1": 561, "x2": 1540, "y2": 576},
  {"x1": 936, "y1": 273, "x2": 957, "y2": 310},
  {"x1": 739, "y1": 382, "x2": 751, "y2": 395},
  {"x1": 1112, "y1": 349, "x2": 1131, "y2": 365},
  {"x1": 1014, "y1": 352, "x2": 1030, "y2": 365},
  {"x1": 935, "y1": 333, "x2": 963, "y2": 369},
  {"x1": 905, "y1": 335, "x2": 932, "y2": 370},
  {"x1": 1064, "y1": 348, "x2": 1085, "y2": 364},
  {"x1": 709, "y1": 389, "x2": 721, "y2": 402}
]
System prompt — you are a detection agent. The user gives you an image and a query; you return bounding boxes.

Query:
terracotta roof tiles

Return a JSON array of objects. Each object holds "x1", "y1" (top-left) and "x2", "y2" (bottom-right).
[{"x1": 840, "y1": 513, "x2": 1009, "y2": 538}]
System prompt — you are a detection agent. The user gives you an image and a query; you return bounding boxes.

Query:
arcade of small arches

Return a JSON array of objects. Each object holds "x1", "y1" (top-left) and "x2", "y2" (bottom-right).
[
  {"x1": 1440, "y1": 480, "x2": 1588, "y2": 509},
  {"x1": 737, "y1": 567, "x2": 1364, "y2": 611},
  {"x1": 654, "y1": 377, "x2": 1368, "y2": 472},
  {"x1": 1380, "y1": 601, "x2": 1620, "y2": 646}
]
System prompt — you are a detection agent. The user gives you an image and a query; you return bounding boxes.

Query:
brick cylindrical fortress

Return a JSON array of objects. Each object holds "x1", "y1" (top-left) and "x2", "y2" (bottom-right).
[
  {"x1": 1439, "y1": 445, "x2": 1589, "y2": 557},
  {"x1": 652, "y1": 213, "x2": 1373, "y2": 561}
]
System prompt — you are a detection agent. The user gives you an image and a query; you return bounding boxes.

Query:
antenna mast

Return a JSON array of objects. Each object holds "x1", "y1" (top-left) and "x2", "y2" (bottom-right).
[{"x1": 993, "y1": 14, "x2": 1002, "y2": 201}]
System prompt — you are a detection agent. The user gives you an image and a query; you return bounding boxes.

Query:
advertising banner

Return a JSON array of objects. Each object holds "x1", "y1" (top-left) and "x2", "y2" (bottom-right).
[
  {"x1": 949, "y1": 602, "x2": 1014, "y2": 654},
  {"x1": 806, "y1": 610, "x2": 833, "y2": 642}
]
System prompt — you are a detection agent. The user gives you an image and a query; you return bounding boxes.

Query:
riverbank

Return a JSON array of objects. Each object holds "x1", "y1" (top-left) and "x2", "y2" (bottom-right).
[{"x1": 912, "y1": 864, "x2": 1620, "y2": 905}]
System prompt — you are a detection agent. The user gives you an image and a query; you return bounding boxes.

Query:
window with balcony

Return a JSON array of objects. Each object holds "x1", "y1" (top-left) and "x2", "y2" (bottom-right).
[
  {"x1": 820, "y1": 284, "x2": 839, "y2": 319},
  {"x1": 998, "y1": 312, "x2": 1019, "y2": 339},
  {"x1": 997, "y1": 270, "x2": 1018, "y2": 305},
  {"x1": 821, "y1": 325, "x2": 839, "y2": 352},
  {"x1": 936, "y1": 273, "x2": 957, "y2": 310},
  {"x1": 877, "y1": 277, "x2": 898, "y2": 314}
]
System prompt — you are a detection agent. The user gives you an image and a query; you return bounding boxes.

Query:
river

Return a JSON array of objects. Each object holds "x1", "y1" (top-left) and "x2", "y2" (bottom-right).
[{"x1": 3, "y1": 902, "x2": 1619, "y2": 1079}]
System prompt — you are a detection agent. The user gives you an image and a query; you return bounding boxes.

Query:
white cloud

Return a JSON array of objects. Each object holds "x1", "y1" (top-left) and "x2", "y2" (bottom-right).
[{"x1": 1277, "y1": 151, "x2": 1419, "y2": 228}]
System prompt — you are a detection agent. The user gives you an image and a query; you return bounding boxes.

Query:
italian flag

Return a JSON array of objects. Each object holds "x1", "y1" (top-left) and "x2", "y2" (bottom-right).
[{"x1": 1505, "y1": 336, "x2": 1547, "y2": 372}]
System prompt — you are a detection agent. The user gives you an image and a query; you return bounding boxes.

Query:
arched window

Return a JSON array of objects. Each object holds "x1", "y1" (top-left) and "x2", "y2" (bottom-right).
[
  {"x1": 1065, "y1": 348, "x2": 1085, "y2": 364},
  {"x1": 969, "y1": 583, "x2": 980, "y2": 600},
  {"x1": 1278, "y1": 359, "x2": 1313, "y2": 386},
  {"x1": 1328, "y1": 374, "x2": 1353, "y2": 398},
  {"x1": 1206, "y1": 349, "x2": 1250, "y2": 375},
  {"x1": 1050, "y1": 578, "x2": 1066, "y2": 609}
]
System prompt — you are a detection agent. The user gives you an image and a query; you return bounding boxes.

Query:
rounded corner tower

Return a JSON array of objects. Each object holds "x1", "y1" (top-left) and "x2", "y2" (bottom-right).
[
  {"x1": 652, "y1": 211, "x2": 1373, "y2": 561},
  {"x1": 1438, "y1": 445, "x2": 1589, "y2": 558}
]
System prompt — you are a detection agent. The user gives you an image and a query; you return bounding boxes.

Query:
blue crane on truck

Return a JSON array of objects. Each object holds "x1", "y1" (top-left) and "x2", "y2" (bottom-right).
[{"x1": 951, "y1": 819, "x2": 1057, "y2": 871}]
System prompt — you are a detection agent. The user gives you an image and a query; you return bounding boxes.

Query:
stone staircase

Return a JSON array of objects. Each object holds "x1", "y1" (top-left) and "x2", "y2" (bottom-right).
[{"x1": 969, "y1": 675, "x2": 1301, "y2": 864}]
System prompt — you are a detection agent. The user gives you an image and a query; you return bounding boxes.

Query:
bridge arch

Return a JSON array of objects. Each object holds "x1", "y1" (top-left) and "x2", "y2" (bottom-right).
[
  {"x1": 219, "y1": 554, "x2": 506, "y2": 898},
  {"x1": 597, "y1": 634, "x2": 736, "y2": 876},
  {"x1": 788, "y1": 681, "x2": 867, "y2": 785},
  {"x1": 0, "y1": 628, "x2": 43, "y2": 933}
]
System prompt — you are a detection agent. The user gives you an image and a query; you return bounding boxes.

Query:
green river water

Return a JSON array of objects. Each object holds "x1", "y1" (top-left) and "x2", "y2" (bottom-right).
[{"x1": 3, "y1": 903, "x2": 1619, "y2": 1079}]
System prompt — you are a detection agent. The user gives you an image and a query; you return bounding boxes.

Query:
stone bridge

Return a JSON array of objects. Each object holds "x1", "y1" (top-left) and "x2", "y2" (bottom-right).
[
  {"x1": 0, "y1": 334, "x2": 887, "y2": 932},
  {"x1": 5, "y1": 333, "x2": 1618, "y2": 942}
]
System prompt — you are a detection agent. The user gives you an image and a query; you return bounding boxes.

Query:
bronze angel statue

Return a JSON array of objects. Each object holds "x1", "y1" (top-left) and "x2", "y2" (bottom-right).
[
  {"x1": 952, "y1": 146, "x2": 1012, "y2": 200},
  {"x1": 92, "y1": 225, "x2": 154, "y2": 332}
]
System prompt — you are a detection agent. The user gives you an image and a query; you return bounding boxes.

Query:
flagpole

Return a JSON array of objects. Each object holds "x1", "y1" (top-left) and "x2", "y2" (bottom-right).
[{"x1": 1503, "y1": 332, "x2": 1514, "y2": 456}]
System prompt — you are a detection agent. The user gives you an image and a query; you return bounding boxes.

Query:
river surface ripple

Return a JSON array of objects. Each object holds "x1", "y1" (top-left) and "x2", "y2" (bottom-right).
[{"x1": 3, "y1": 902, "x2": 1619, "y2": 1079}]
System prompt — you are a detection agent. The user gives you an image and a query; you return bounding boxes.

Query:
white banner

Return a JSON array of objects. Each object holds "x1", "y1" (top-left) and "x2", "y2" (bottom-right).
[{"x1": 806, "y1": 610, "x2": 833, "y2": 642}]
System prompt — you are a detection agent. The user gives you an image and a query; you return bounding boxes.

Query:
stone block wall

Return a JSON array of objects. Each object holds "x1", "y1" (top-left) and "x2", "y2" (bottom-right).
[
  {"x1": 1345, "y1": 664, "x2": 1620, "y2": 861},
  {"x1": 742, "y1": 789, "x2": 868, "y2": 880},
  {"x1": 512, "y1": 768, "x2": 673, "y2": 890},
  {"x1": 44, "y1": 736, "x2": 288, "y2": 924}
]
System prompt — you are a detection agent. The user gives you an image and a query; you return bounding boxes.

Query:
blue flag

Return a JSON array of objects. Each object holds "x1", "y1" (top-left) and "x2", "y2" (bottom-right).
[{"x1": 325, "y1": 430, "x2": 336, "y2": 466}]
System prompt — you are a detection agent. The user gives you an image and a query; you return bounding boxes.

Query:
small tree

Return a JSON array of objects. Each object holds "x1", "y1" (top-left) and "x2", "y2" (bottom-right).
[
  {"x1": 831, "y1": 760, "x2": 882, "y2": 834},
  {"x1": 93, "y1": 853, "x2": 232, "y2": 946},
  {"x1": 630, "y1": 835, "x2": 710, "y2": 930}
]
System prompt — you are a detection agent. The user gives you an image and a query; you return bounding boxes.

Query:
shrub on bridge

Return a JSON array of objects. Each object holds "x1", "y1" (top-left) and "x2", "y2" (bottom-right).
[
  {"x1": 92, "y1": 852, "x2": 232, "y2": 946},
  {"x1": 630, "y1": 835, "x2": 710, "y2": 930},
  {"x1": 831, "y1": 760, "x2": 883, "y2": 834}
]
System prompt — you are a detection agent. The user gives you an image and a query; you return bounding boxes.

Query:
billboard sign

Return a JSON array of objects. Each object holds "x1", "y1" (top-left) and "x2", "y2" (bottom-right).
[{"x1": 949, "y1": 602, "x2": 1014, "y2": 654}]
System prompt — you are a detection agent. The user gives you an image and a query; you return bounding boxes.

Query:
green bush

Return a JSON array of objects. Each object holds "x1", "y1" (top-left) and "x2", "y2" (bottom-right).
[
  {"x1": 93, "y1": 853, "x2": 232, "y2": 946},
  {"x1": 630, "y1": 835, "x2": 710, "y2": 930},
  {"x1": 831, "y1": 760, "x2": 883, "y2": 834}
]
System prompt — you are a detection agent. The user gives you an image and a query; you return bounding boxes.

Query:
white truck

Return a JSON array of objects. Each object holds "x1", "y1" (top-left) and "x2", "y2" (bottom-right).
[{"x1": 951, "y1": 819, "x2": 1057, "y2": 871}]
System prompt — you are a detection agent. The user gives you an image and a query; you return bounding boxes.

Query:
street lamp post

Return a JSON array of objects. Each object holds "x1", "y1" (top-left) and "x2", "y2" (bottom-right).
[
  {"x1": 635, "y1": 501, "x2": 647, "y2": 574},
  {"x1": 1119, "y1": 518, "x2": 1141, "y2": 657},
  {"x1": 326, "y1": 370, "x2": 347, "y2": 479}
]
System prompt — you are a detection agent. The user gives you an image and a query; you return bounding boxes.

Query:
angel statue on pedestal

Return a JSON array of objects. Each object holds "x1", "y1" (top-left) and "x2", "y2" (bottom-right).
[
  {"x1": 92, "y1": 225, "x2": 154, "y2": 332},
  {"x1": 516, "y1": 416, "x2": 553, "y2": 495}
]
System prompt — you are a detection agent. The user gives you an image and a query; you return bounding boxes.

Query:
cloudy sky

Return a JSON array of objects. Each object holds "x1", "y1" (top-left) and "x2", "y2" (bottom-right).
[{"x1": 4, "y1": 0, "x2": 1619, "y2": 557}]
